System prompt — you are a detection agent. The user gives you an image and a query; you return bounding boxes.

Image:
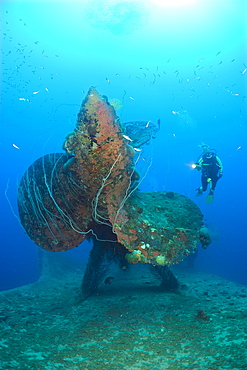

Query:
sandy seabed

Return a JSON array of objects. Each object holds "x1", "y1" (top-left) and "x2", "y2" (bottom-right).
[{"x1": 0, "y1": 265, "x2": 246, "y2": 370}]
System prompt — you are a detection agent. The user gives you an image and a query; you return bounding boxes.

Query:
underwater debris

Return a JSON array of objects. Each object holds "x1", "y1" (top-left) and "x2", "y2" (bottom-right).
[
  {"x1": 196, "y1": 310, "x2": 210, "y2": 321},
  {"x1": 113, "y1": 191, "x2": 203, "y2": 266},
  {"x1": 123, "y1": 120, "x2": 159, "y2": 148},
  {"x1": 199, "y1": 226, "x2": 211, "y2": 249},
  {"x1": 17, "y1": 153, "x2": 91, "y2": 251},
  {"x1": 104, "y1": 277, "x2": 114, "y2": 285},
  {"x1": 18, "y1": 87, "x2": 207, "y2": 267}
]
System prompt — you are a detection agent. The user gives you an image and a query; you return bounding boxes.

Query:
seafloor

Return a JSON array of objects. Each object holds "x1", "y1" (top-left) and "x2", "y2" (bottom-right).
[{"x1": 0, "y1": 263, "x2": 246, "y2": 370}]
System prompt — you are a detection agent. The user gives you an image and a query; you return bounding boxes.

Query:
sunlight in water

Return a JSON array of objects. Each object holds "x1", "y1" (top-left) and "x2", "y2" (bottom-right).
[{"x1": 150, "y1": 0, "x2": 198, "y2": 7}]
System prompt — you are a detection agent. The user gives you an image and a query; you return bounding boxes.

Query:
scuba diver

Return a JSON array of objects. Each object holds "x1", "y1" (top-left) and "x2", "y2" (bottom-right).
[{"x1": 193, "y1": 144, "x2": 223, "y2": 204}]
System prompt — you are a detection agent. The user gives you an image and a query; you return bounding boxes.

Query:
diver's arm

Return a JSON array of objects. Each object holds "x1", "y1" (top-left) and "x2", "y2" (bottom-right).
[
  {"x1": 195, "y1": 157, "x2": 203, "y2": 171},
  {"x1": 216, "y1": 156, "x2": 223, "y2": 176}
]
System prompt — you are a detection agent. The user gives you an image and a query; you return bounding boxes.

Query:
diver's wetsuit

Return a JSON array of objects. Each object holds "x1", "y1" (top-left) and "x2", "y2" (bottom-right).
[{"x1": 199, "y1": 153, "x2": 223, "y2": 191}]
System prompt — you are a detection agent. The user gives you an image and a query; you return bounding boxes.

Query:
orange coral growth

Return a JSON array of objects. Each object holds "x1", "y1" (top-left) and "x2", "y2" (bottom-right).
[
  {"x1": 109, "y1": 191, "x2": 204, "y2": 265},
  {"x1": 17, "y1": 153, "x2": 91, "y2": 251},
  {"x1": 18, "y1": 87, "x2": 206, "y2": 260},
  {"x1": 64, "y1": 87, "x2": 134, "y2": 229}
]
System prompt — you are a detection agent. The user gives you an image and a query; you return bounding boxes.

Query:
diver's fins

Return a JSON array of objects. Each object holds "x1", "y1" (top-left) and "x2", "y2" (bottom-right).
[
  {"x1": 196, "y1": 187, "x2": 203, "y2": 196},
  {"x1": 206, "y1": 191, "x2": 214, "y2": 204}
]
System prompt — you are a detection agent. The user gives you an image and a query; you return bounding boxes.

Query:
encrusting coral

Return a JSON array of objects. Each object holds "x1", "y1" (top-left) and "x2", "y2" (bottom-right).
[
  {"x1": 18, "y1": 87, "x2": 207, "y2": 266},
  {"x1": 63, "y1": 87, "x2": 135, "y2": 228}
]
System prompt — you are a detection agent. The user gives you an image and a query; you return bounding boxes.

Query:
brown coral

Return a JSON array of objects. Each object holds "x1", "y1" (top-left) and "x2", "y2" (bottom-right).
[{"x1": 18, "y1": 87, "x2": 206, "y2": 263}]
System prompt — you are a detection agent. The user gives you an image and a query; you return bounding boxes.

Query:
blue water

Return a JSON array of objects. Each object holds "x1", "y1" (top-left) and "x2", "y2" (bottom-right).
[{"x1": 1, "y1": 0, "x2": 246, "y2": 291}]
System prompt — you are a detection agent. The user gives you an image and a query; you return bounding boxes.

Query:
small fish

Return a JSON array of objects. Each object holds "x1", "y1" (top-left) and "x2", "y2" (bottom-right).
[
  {"x1": 32, "y1": 91, "x2": 39, "y2": 94},
  {"x1": 231, "y1": 59, "x2": 235, "y2": 62},
  {"x1": 12, "y1": 144, "x2": 20, "y2": 149},
  {"x1": 104, "y1": 277, "x2": 114, "y2": 285},
  {"x1": 134, "y1": 147, "x2": 142, "y2": 151},
  {"x1": 236, "y1": 146, "x2": 242, "y2": 150},
  {"x1": 145, "y1": 121, "x2": 151, "y2": 127},
  {"x1": 241, "y1": 68, "x2": 247, "y2": 74},
  {"x1": 142, "y1": 158, "x2": 147, "y2": 161},
  {"x1": 172, "y1": 110, "x2": 179, "y2": 115},
  {"x1": 123, "y1": 134, "x2": 133, "y2": 142},
  {"x1": 216, "y1": 51, "x2": 221, "y2": 56},
  {"x1": 18, "y1": 97, "x2": 29, "y2": 101},
  {"x1": 218, "y1": 61, "x2": 222, "y2": 65},
  {"x1": 45, "y1": 87, "x2": 49, "y2": 92},
  {"x1": 129, "y1": 96, "x2": 135, "y2": 100}
]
